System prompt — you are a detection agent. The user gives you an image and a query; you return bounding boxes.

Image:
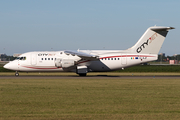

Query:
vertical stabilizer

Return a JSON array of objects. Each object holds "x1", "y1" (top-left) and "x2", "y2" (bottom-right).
[{"x1": 127, "y1": 26, "x2": 174, "y2": 54}]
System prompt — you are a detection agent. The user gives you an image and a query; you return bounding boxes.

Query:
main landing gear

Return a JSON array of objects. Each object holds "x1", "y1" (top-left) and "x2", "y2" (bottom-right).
[
  {"x1": 15, "y1": 71, "x2": 19, "y2": 76},
  {"x1": 78, "y1": 73, "x2": 87, "y2": 76},
  {"x1": 77, "y1": 66, "x2": 88, "y2": 76}
]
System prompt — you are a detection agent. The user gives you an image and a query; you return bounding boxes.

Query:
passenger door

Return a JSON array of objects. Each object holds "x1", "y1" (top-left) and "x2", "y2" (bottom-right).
[
  {"x1": 31, "y1": 54, "x2": 37, "y2": 65},
  {"x1": 121, "y1": 54, "x2": 127, "y2": 65}
]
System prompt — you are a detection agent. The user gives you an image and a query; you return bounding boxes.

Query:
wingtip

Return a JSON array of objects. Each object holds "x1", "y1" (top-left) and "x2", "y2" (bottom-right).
[{"x1": 169, "y1": 27, "x2": 175, "y2": 29}]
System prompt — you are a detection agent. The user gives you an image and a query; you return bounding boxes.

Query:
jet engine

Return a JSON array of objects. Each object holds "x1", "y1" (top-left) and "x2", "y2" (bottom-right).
[{"x1": 55, "y1": 58, "x2": 75, "y2": 68}]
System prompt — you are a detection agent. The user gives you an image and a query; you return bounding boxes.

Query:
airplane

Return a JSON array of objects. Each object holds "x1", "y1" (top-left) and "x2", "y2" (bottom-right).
[{"x1": 3, "y1": 26, "x2": 174, "y2": 76}]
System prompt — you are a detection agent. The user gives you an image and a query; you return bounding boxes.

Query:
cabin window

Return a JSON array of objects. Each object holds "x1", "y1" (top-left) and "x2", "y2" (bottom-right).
[
  {"x1": 42, "y1": 58, "x2": 43, "y2": 60},
  {"x1": 115, "y1": 58, "x2": 116, "y2": 60},
  {"x1": 118, "y1": 58, "x2": 120, "y2": 60},
  {"x1": 45, "y1": 58, "x2": 47, "y2": 60},
  {"x1": 108, "y1": 58, "x2": 110, "y2": 60},
  {"x1": 48, "y1": 58, "x2": 50, "y2": 60},
  {"x1": 51, "y1": 58, "x2": 53, "y2": 60},
  {"x1": 111, "y1": 58, "x2": 113, "y2": 60}
]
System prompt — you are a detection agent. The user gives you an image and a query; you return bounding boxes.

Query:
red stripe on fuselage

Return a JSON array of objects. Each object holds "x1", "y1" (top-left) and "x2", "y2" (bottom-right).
[
  {"x1": 22, "y1": 66, "x2": 61, "y2": 69},
  {"x1": 100, "y1": 55, "x2": 155, "y2": 59}
]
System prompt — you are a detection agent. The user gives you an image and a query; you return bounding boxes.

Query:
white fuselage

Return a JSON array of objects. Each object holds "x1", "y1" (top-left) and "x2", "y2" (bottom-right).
[{"x1": 4, "y1": 50, "x2": 157, "y2": 72}]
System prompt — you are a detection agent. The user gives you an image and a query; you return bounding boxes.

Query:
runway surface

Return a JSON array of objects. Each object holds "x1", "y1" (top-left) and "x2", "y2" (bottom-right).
[{"x1": 1, "y1": 75, "x2": 180, "y2": 79}]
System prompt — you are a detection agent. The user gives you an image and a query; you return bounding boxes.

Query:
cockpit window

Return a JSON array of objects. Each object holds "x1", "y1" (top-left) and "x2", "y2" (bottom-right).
[
  {"x1": 16, "y1": 57, "x2": 20, "y2": 60},
  {"x1": 16, "y1": 57, "x2": 26, "y2": 60}
]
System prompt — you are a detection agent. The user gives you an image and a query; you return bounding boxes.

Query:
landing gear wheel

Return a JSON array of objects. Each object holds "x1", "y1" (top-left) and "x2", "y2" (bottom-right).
[
  {"x1": 15, "y1": 72, "x2": 19, "y2": 76},
  {"x1": 78, "y1": 73, "x2": 87, "y2": 76}
]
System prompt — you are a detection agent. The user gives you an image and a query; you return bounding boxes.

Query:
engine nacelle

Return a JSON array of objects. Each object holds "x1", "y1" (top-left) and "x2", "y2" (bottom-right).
[{"x1": 55, "y1": 58, "x2": 75, "y2": 68}]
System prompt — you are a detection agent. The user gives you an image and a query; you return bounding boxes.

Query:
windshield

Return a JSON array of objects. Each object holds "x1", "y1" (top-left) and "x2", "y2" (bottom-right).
[{"x1": 16, "y1": 57, "x2": 26, "y2": 60}]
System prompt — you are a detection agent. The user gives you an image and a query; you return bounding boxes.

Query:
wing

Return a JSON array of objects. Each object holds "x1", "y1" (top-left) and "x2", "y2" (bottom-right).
[{"x1": 64, "y1": 50, "x2": 99, "y2": 60}]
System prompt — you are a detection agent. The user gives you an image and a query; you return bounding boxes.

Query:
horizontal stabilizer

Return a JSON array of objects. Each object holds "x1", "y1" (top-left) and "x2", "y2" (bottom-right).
[{"x1": 150, "y1": 26, "x2": 175, "y2": 31}]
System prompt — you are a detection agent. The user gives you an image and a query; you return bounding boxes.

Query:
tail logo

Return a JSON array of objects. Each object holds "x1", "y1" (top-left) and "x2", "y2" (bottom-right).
[
  {"x1": 149, "y1": 33, "x2": 158, "y2": 44},
  {"x1": 136, "y1": 33, "x2": 158, "y2": 53}
]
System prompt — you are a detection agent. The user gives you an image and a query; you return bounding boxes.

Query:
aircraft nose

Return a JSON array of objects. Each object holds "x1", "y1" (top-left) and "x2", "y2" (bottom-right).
[
  {"x1": 3, "y1": 61, "x2": 19, "y2": 71},
  {"x1": 3, "y1": 63, "x2": 10, "y2": 69}
]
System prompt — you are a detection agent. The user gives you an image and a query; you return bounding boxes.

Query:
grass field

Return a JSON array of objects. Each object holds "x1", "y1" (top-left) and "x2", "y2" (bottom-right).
[
  {"x1": 1, "y1": 77, "x2": 180, "y2": 120},
  {"x1": 1, "y1": 72, "x2": 180, "y2": 76}
]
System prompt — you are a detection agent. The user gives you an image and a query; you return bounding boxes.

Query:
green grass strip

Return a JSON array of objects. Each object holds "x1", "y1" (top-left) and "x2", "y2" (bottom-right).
[{"x1": 1, "y1": 78, "x2": 180, "y2": 119}]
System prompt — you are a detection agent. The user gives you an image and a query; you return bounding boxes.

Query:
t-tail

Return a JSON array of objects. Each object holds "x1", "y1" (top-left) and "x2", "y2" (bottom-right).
[{"x1": 127, "y1": 26, "x2": 175, "y2": 54}]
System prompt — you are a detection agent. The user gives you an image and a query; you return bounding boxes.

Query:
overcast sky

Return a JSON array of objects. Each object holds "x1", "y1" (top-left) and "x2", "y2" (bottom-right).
[{"x1": 0, "y1": 0, "x2": 179, "y2": 56}]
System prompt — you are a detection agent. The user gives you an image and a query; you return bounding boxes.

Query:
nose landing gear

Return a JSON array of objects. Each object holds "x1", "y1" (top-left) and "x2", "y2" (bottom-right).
[{"x1": 15, "y1": 71, "x2": 19, "y2": 76}]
